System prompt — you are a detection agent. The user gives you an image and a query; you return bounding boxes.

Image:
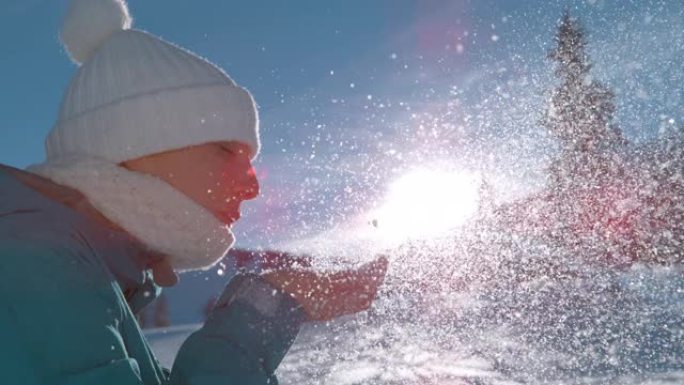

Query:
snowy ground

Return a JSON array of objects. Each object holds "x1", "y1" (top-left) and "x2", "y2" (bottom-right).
[
  {"x1": 146, "y1": 316, "x2": 515, "y2": 385},
  {"x1": 146, "y1": 264, "x2": 684, "y2": 385},
  {"x1": 147, "y1": 317, "x2": 684, "y2": 385}
]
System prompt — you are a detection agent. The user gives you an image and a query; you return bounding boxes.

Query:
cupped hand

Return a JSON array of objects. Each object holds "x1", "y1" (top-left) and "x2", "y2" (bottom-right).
[{"x1": 261, "y1": 255, "x2": 389, "y2": 321}]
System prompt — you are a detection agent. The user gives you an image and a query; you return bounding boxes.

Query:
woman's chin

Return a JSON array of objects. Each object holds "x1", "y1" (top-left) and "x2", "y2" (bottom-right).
[
  {"x1": 150, "y1": 258, "x2": 179, "y2": 287},
  {"x1": 215, "y1": 211, "x2": 240, "y2": 226}
]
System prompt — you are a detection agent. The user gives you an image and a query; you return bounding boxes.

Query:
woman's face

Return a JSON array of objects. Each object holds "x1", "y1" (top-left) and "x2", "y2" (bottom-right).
[{"x1": 121, "y1": 141, "x2": 259, "y2": 226}]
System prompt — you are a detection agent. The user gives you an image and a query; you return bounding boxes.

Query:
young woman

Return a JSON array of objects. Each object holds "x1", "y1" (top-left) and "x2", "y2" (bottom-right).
[{"x1": 0, "y1": 0, "x2": 387, "y2": 383}]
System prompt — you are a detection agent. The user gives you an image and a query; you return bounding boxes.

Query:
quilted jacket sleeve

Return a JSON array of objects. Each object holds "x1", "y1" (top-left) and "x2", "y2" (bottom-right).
[
  {"x1": 0, "y1": 240, "x2": 163, "y2": 385},
  {"x1": 0, "y1": 238, "x2": 304, "y2": 385},
  {"x1": 168, "y1": 274, "x2": 306, "y2": 385}
]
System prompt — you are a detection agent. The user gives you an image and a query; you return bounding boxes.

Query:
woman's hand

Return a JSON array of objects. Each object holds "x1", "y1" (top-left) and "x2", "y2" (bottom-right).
[{"x1": 261, "y1": 256, "x2": 389, "y2": 321}]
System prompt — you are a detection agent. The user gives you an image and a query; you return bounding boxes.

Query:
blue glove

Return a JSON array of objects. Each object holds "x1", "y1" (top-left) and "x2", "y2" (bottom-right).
[
  {"x1": 169, "y1": 274, "x2": 306, "y2": 384},
  {"x1": 208, "y1": 273, "x2": 306, "y2": 373}
]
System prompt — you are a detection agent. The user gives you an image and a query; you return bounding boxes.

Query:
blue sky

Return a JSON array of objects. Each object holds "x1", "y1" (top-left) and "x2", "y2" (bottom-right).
[{"x1": 1, "y1": 0, "x2": 681, "y2": 253}]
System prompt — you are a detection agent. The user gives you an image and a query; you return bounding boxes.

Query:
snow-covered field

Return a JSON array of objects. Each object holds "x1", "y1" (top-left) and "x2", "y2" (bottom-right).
[
  {"x1": 147, "y1": 316, "x2": 516, "y2": 385},
  {"x1": 147, "y1": 265, "x2": 684, "y2": 385}
]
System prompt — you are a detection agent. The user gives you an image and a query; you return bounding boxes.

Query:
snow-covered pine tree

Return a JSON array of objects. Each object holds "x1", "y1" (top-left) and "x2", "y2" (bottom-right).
[
  {"x1": 541, "y1": 12, "x2": 625, "y2": 191},
  {"x1": 537, "y1": 12, "x2": 637, "y2": 265}
]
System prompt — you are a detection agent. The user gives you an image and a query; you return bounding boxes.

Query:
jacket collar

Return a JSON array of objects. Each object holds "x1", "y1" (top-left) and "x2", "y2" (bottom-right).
[{"x1": 1, "y1": 164, "x2": 161, "y2": 312}]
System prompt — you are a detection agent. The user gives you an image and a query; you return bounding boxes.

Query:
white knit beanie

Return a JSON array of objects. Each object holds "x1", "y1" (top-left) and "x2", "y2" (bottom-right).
[{"x1": 49, "y1": 0, "x2": 260, "y2": 163}]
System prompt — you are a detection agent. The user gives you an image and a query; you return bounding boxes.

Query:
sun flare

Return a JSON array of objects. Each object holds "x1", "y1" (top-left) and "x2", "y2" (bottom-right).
[{"x1": 370, "y1": 168, "x2": 480, "y2": 244}]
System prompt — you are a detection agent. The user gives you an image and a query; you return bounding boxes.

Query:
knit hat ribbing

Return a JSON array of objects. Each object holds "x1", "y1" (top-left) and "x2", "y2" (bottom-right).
[{"x1": 49, "y1": 0, "x2": 260, "y2": 164}]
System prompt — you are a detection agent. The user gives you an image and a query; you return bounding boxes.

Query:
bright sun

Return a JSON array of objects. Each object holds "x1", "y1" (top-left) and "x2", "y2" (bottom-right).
[{"x1": 370, "y1": 168, "x2": 480, "y2": 244}]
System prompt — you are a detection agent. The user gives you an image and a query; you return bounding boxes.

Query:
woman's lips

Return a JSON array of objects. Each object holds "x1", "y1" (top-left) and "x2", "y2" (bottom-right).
[{"x1": 216, "y1": 210, "x2": 240, "y2": 225}]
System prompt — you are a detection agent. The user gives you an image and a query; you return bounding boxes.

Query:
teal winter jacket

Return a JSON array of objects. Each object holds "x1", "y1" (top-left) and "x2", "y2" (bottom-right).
[{"x1": 0, "y1": 165, "x2": 305, "y2": 384}]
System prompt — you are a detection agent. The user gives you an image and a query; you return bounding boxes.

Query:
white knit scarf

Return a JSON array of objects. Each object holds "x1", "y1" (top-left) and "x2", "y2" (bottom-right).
[{"x1": 28, "y1": 157, "x2": 233, "y2": 271}]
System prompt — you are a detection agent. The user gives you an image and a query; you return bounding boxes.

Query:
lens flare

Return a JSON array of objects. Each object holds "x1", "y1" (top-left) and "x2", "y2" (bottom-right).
[{"x1": 370, "y1": 168, "x2": 480, "y2": 245}]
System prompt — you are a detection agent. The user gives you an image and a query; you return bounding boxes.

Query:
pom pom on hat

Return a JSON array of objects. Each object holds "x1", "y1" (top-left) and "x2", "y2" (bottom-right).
[{"x1": 60, "y1": 0, "x2": 132, "y2": 64}]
